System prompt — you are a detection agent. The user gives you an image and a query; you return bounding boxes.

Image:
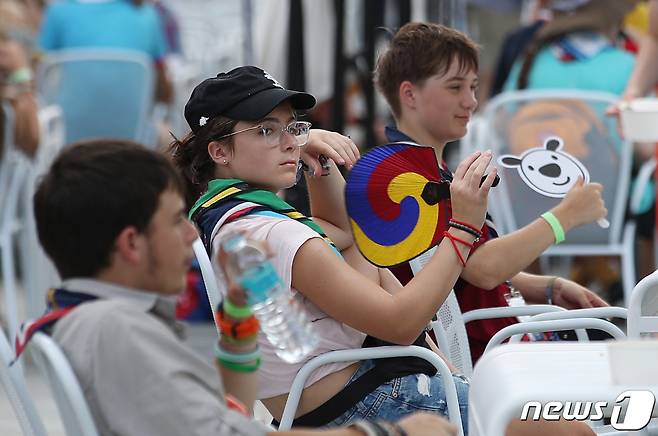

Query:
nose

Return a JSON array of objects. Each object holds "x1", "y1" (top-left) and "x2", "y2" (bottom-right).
[
  {"x1": 280, "y1": 130, "x2": 296, "y2": 150},
  {"x1": 538, "y1": 163, "x2": 561, "y2": 178},
  {"x1": 462, "y1": 90, "x2": 478, "y2": 111},
  {"x1": 184, "y1": 219, "x2": 198, "y2": 243}
]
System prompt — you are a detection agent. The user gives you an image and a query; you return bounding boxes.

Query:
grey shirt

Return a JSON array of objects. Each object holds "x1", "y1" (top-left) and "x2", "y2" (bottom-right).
[{"x1": 51, "y1": 278, "x2": 269, "y2": 436}]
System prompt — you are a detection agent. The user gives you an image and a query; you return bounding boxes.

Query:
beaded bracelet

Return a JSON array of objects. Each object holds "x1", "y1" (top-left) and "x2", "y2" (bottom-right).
[
  {"x1": 218, "y1": 357, "x2": 261, "y2": 373},
  {"x1": 222, "y1": 299, "x2": 253, "y2": 319},
  {"x1": 214, "y1": 342, "x2": 260, "y2": 364},
  {"x1": 215, "y1": 310, "x2": 260, "y2": 339},
  {"x1": 448, "y1": 219, "x2": 482, "y2": 240}
]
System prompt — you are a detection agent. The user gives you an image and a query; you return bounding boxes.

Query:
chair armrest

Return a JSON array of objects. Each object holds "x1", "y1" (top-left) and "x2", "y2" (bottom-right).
[
  {"x1": 461, "y1": 305, "x2": 565, "y2": 324},
  {"x1": 484, "y1": 318, "x2": 626, "y2": 354},
  {"x1": 279, "y1": 345, "x2": 464, "y2": 436},
  {"x1": 506, "y1": 306, "x2": 628, "y2": 343}
]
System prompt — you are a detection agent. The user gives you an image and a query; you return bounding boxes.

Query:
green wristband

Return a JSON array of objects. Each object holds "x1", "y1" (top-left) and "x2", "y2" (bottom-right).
[
  {"x1": 222, "y1": 299, "x2": 253, "y2": 319},
  {"x1": 541, "y1": 212, "x2": 565, "y2": 244},
  {"x1": 8, "y1": 67, "x2": 33, "y2": 85},
  {"x1": 218, "y1": 357, "x2": 261, "y2": 373}
]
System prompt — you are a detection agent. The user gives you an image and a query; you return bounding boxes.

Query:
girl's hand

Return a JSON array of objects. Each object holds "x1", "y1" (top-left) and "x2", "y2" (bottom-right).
[
  {"x1": 450, "y1": 150, "x2": 497, "y2": 229},
  {"x1": 301, "y1": 129, "x2": 359, "y2": 176}
]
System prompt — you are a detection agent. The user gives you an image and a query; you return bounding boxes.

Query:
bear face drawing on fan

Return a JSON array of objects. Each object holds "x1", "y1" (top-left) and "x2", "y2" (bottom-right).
[{"x1": 499, "y1": 136, "x2": 590, "y2": 198}]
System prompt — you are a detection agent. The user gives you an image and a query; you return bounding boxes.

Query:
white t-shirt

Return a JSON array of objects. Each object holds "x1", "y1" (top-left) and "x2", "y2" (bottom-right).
[{"x1": 211, "y1": 214, "x2": 366, "y2": 399}]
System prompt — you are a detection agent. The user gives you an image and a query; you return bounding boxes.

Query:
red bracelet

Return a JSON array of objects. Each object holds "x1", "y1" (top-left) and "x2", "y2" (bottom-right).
[
  {"x1": 446, "y1": 231, "x2": 474, "y2": 249},
  {"x1": 443, "y1": 231, "x2": 467, "y2": 267}
]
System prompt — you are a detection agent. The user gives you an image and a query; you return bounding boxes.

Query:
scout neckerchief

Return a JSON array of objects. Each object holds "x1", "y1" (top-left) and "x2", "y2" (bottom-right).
[
  {"x1": 13, "y1": 288, "x2": 98, "y2": 360},
  {"x1": 189, "y1": 178, "x2": 338, "y2": 255}
]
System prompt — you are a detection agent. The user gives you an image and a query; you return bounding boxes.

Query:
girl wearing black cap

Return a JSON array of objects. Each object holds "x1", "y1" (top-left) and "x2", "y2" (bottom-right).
[{"x1": 171, "y1": 66, "x2": 498, "y2": 435}]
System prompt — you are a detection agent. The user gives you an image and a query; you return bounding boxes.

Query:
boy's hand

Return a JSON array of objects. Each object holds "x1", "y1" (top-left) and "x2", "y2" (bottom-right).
[{"x1": 450, "y1": 150, "x2": 497, "y2": 230}]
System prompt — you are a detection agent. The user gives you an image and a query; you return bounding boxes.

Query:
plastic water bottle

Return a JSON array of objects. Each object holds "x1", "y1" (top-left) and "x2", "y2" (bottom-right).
[{"x1": 221, "y1": 233, "x2": 318, "y2": 363}]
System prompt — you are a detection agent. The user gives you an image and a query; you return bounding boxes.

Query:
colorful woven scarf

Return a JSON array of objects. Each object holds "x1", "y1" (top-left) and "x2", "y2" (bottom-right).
[
  {"x1": 189, "y1": 179, "x2": 337, "y2": 254},
  {"x1": 13, "y1": 288, "x2": 98, "y2": 360}
]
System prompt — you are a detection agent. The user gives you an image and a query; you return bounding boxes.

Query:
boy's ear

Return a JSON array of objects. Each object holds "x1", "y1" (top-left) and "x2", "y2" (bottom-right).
[
  {"x1": 208, "y1": 141, "x2": 230, "y2": 165},
  {"x1": 399, "y1": 80, "x2": 416, "y2": 110},
  {"x1": 114, "y1": 226, "x2": 144, "y2": 265}
]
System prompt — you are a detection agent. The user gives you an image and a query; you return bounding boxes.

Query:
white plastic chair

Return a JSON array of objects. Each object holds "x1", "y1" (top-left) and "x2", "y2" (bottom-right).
[
  {"x1": 478, "y1": 89, "x2": 637, "y2": 306},
  {"x1": 278, "y1": 346, "x2": 462, "y2": 432},
  {"x1": 36, "y1": 48, "x2": 156, "y2": 146},
  {"x1": 409, "y1": 248, "x2": 626, "y2": 376},
  {"x1": 0, "y1": 326, "x2": 47, "y2": 436},
  {"x1": 192, "y1": 238, "x2": 221, "y2": 333},
  {"x1": 628, "y1": 268, "x2": 658, "y2": 338},
  {"x1": 191, "y1": 237, "x2": 465, "y2": 435},
  {"x1": 28, "y1": 332, "x2": 99, "y2": 436},
  {"x1": 469, "y1": 341, "x2": 658, "y2": 436},
  {"x1": 0, "y1": 102, "x2": 31, "y2": 346},
  {"x1": 17, "y1": 105, "x2": 65, "y2": 321}
]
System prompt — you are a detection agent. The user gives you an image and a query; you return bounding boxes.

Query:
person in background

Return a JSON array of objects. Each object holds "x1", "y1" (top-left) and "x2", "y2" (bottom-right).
[
  {"x1": 38, "y1": 0, "x2": 173, "y2": 103},
  {"x1": 0, "y1": 0, "x2": 39, "y2": 157}
]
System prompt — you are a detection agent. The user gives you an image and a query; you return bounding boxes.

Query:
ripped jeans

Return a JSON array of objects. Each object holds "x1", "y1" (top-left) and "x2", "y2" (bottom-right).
[{"x1": 324, "y1": 359, "x2": 470, "y2": 435}]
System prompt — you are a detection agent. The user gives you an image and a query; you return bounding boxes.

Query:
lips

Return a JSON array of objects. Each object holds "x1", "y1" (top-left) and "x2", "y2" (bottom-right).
[{"x1": 280, "y1": 160, "x2": 297, "y2": 166}]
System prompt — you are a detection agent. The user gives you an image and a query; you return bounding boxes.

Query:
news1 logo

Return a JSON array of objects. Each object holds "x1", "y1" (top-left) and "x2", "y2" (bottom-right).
[{"x1": 520, "y1": 390, "x2": 656, "y2": 430}]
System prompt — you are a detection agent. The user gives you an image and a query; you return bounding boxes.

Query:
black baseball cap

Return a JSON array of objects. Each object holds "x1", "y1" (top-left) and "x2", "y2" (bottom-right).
[{"x1": 184, "y1": 66, "x2": 316, "y2": 133}]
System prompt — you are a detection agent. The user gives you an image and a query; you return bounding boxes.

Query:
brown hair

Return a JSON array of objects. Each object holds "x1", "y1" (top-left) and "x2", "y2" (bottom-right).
[
  {"x1": 169, "y1": 117, "x2": 238, "y2": 208},
  {"x1": 374, "y1": 22, "x2": 479, "y2": 118}
]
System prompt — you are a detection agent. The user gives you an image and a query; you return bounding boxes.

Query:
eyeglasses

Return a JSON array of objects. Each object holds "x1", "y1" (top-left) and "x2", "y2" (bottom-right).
[{"x1": 214, "y1": 120, "x2": 312, "y2": 147}]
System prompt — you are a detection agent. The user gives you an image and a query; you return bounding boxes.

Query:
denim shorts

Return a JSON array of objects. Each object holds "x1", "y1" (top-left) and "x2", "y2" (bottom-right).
[{"x1": 323, "y1": 359, "x2": 469, "y2": 435}]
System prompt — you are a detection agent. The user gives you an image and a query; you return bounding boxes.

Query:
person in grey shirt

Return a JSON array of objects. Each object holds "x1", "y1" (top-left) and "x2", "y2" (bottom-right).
[{"x1": 30, "y1": 138, "x2": 456, "y2": 436}]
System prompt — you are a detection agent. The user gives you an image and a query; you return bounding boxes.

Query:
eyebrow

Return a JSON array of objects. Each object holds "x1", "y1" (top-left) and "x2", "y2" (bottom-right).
[
  {"x1": 445, "y1": 76, "x2": 479, "y2": 84},
  {"x1": 258, "y1": 115, "x2": 296, "y2": 124}
]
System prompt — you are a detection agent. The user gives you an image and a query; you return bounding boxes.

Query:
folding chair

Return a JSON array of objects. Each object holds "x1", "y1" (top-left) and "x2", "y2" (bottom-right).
[
  {"x1": 36, "y1": 48, "x2": 156, "y2": 146},
  {"x1": 0, "y1": 102, "x2": 31, "y2": 346},
  {"x1": 0, "y1": 326, "x2": 47, "y2": 436},
  {"x1": 28, "y1": 332, "x2": 99, "y2": 436},
  {"x1": 477, "y1": 89, "x2": 636, "y2": 306},
  {"x1": 191, "y1": 237, "x2": 466, "y2": 435}
]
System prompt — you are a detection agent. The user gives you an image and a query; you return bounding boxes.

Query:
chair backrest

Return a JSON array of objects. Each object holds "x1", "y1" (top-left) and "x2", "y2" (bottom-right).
[
  {"x1": 18, "y1": 105, "x2": 65, "y2": 320},
  {"x1": 409, "y1": 247, "x2": 474, "y2": 376},
  {"x1": 479, "y1": 89, "x2": 631, "y2": 247},
  {"x1": 36, "y1": 48, "x2": 155, "y2": 145},
  {"x1": 29, "y1": 332, "x2": 99, "y2": 436},
  {"x1": 628, "y1": 268, "x2": 658, "y2": 338},
  {"x1": 192, "y1": 238, "x2": 221, "y2": 332},
  {"x1": 0, "y1": 326, "x2": 47, "y2": 436},
  {"x1": 0, "y1": 102, "x2": 31, "y2": 344}
]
